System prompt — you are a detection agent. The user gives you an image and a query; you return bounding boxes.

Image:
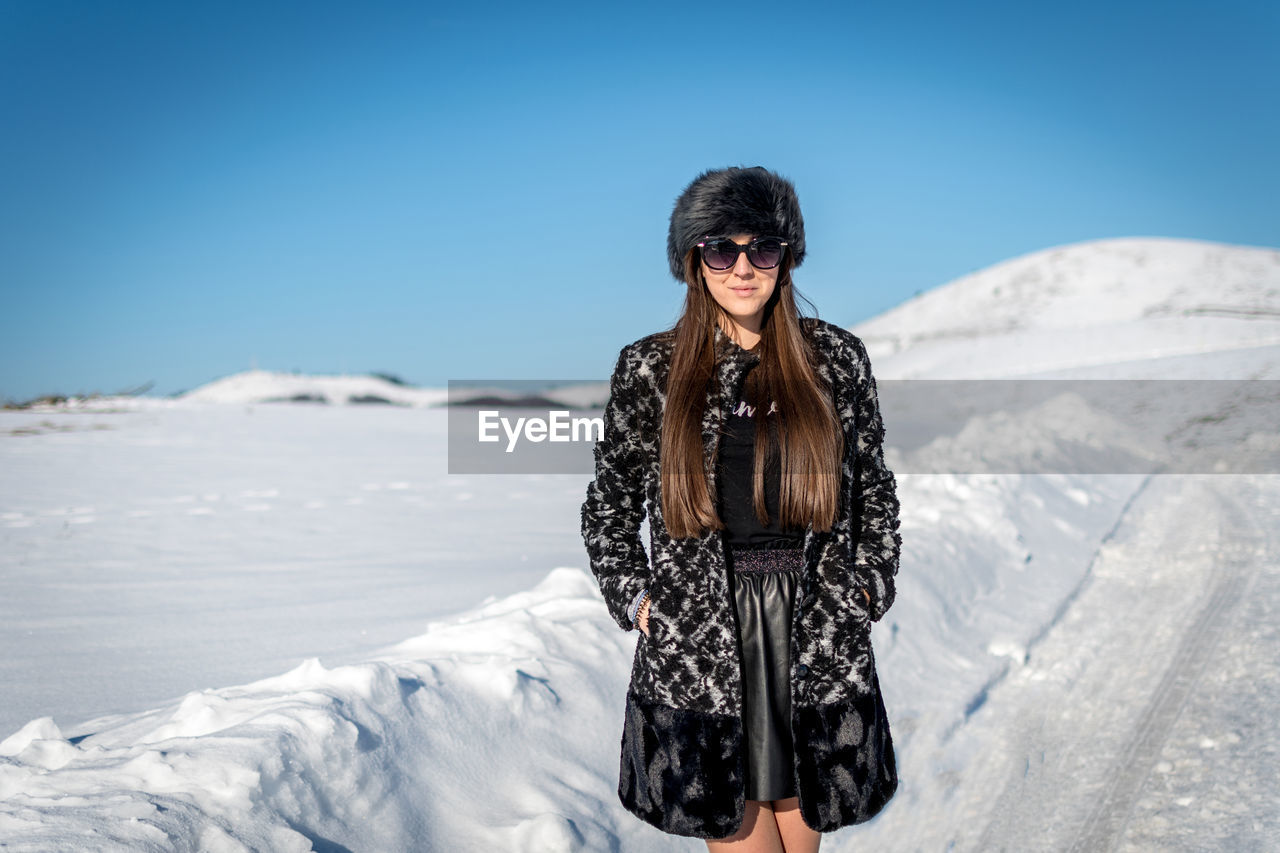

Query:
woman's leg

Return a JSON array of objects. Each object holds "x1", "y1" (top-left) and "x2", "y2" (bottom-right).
[
  {"x1": 705, "y1": 800, "x2": 782, "y2": 852},
  {"x1": 705, "y1": 798, "x2": 821, "y2": 853},
  {"x1": 772, "y1": 797, "x2": 820, "y2": 852}
]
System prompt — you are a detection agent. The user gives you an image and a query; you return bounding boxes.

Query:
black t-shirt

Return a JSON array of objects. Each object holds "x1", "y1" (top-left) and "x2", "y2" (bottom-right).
[{"x1": 715, "y1": 368, "x2": 806, "y2": 549}]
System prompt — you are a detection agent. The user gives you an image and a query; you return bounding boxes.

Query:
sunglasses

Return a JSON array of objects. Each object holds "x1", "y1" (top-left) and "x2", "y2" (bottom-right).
[{"x1": 696, "y1": 236, "x2": 789, "y2": 271}]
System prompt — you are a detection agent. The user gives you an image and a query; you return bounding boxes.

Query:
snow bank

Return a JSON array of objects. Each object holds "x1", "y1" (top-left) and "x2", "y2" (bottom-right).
[{"x1": 0, "y1": 568, "x2": 657, "y2": 852}]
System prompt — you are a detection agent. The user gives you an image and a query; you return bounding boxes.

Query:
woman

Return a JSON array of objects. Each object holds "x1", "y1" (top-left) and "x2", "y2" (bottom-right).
[{"x1": 581, "y1": 166, "x2": 901, "y2": 850}]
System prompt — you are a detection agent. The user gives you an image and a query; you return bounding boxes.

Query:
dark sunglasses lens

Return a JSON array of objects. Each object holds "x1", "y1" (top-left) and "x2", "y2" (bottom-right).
[
  {"x1": 749, "y1": 239, "x2": 783, "y2": 269},
  {"x1": 701, "y1": 241, "x2": 739, "y2": 270}
]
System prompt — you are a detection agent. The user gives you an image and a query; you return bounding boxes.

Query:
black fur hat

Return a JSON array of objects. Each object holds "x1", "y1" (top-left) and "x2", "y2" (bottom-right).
[{"x1": 666, "y1": 166, "x2": 806, "y2": 282}]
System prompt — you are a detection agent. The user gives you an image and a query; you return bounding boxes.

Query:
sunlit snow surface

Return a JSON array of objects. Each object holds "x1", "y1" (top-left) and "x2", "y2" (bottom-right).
[{"x1": 3, "y1": 238, "x2": 1279, "y2": 851}]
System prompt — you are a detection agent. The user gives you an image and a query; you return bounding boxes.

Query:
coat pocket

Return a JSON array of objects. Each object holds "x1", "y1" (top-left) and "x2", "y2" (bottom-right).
[
  {"x1": 850, "y1": 585, "x2": 873, "y2": 626},
  {"x1": 643, "y1": 585, "x2": 674, "y2": 649}
]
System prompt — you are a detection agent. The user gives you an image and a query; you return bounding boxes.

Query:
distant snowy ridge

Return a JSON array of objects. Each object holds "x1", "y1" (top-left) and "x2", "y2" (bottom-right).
[
  {"x1": 179, "y1": 370, "x2": 609, "y2": 408},
  {"x1": 854, "y1": 237, "x2": 1280, "y2": 379},
  {"x1": 179, "y1": 369, "x2": 449, "y2": 406}
]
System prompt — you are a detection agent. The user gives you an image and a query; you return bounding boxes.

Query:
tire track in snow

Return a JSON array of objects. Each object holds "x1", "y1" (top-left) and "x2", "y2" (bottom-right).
[
  {"x1": 969, "y1": 476, "x2": 1273, "y2": 853},
  {"x1": 1069, "y1": 478, "x2": 1276, "y2": 853},
  {"x1": 1067, "y1": 566, "x2": 1251, "y2": 852}
]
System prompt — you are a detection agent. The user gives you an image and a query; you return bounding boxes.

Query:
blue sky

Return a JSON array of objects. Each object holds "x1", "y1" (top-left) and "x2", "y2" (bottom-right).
[{"x1": 2, "y1": 0, "x2": 1277, "y2": 401}]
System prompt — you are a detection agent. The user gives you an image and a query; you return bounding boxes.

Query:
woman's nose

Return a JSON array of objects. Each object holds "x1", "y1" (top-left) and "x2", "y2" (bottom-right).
[{"x1": 733, "y1": 250, "x2": 754, "y2": 277}]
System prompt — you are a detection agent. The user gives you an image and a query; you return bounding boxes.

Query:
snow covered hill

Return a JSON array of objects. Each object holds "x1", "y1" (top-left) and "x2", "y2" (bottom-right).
[
  {"x1": 179, "y1": 369, "x2": 448, "y2": 407},
  {"x1": 177, "y1": 369, "x2": 608, "y2": 410},
  {"x1": 2, "y1": 237, "x2": 1276, "y2": 851},
  {"x1": 856, "y1": 237, "x2": 1280, "y2": 379}
]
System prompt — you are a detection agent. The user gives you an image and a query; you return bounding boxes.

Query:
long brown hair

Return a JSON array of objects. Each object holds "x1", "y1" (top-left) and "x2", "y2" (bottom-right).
[{"x1": 660, "y1": 248, "x2": 842, "y2": 539}]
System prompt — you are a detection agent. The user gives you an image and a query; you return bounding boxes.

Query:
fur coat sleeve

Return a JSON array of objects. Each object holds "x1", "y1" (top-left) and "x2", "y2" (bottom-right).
[
  {"x1": 841, "y1": 332, "x2": 902, "y2": 623},
  {"x1": 580, "y1": 344, "x2": 652, "y2": 631}
]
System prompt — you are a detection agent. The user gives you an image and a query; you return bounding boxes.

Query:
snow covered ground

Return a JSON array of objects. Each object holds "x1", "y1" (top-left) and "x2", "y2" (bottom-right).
[
  {"x1": 0, "y1": 402, "x2": 589, "y2": 736},
  {"x1": 2, "y1": 238, "x2": 1277, "y2": 850}
]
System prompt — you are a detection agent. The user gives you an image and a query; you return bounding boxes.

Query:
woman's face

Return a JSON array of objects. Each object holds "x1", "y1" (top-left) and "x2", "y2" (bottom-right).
[{"x1": 701, "y1": 233, "x2": 780, "y2": 341}]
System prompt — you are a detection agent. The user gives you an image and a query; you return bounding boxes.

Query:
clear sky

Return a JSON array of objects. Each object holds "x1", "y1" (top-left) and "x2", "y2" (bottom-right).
[{"x1": 2, "y1": 0, "x2": 1277, "y2": 401}]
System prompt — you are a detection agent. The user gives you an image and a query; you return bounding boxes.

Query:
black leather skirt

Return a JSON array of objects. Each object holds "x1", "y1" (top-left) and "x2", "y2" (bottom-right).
[{"x1": 726, "y1": 545, "x2": 803, "y2": 802}]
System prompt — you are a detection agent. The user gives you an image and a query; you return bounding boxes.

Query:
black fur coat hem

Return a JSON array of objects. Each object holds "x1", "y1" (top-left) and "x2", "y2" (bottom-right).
[{"x1": 618, "y1": 683, "x2": 897, "y2": 839}]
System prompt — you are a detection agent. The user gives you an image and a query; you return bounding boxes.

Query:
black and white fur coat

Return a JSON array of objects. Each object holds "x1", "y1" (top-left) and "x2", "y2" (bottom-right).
[{"x1": 580, "y1": 316, "x2": 902, "y2": 838}]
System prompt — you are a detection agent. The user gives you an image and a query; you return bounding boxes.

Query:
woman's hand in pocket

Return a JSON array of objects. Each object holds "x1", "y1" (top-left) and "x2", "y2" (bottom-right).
[{"x1": 637, "y1": 596, "x2": 651, "y2": 637}]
